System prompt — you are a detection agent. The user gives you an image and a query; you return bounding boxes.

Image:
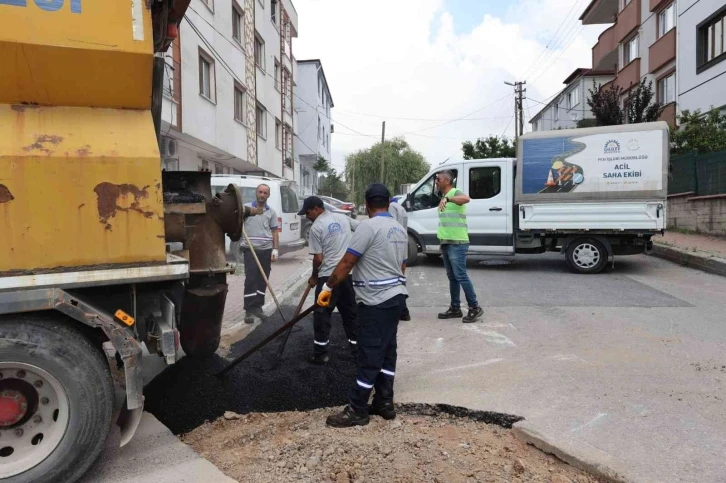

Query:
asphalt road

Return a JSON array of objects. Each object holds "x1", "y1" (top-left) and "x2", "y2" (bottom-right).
[
  {"x1": 397, "y1": 252, "x2": 726, "y2": 483},
  {"x1": 84, "y1": 250, "x2": 726, "y2": 483}
]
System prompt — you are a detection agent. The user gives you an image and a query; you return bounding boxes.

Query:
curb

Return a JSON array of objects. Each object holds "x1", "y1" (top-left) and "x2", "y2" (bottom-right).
[
  {"x1": 650, "y1": 243, "x2": 726, "y2": 277},
  {"x1": 221, "y1": 265, "x2": 312, "y2": 337},
  {"x1": 512, "y1": 423, "x2": 630, "y2": 483}
]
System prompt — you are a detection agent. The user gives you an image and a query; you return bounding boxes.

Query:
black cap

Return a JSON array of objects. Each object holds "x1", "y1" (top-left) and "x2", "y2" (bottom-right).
[
  {"x1": 365, "y1": 183, "x2": 391, "y2": 200},
  {"x1": 297, "y1": 196, "x2": 324, "y2": 215}
]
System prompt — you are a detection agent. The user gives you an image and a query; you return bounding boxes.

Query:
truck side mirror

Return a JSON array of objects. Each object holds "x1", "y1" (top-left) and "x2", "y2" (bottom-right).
[{"x1": 403, "y1": 194, "x2": 412, "y2": 211}]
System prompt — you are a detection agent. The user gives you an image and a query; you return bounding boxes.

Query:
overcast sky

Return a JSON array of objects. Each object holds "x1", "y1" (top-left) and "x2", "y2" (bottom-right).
[{"x1": 292, "y1": 0, "x2": 608, "y2": 172}]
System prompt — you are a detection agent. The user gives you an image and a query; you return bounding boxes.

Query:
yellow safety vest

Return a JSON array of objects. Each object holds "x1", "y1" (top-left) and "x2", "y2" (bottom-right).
[{"x1": 437, "y1": 188, "x2": 468, "y2": 243}]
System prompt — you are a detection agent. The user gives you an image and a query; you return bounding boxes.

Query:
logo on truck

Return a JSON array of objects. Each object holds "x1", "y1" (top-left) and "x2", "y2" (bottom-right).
[
  {"x1": 0, "y1": 0, "x2": 81, "y2": 13},
  {"x1": 603, "y1": 140, "x2": 620, "y2": 154}
]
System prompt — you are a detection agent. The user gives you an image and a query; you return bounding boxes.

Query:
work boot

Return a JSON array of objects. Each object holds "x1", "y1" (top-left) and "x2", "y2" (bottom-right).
[
  {"x1": 369, "y1": 402, "x2": 396, "y2": 420},
  {"x1": 438, "y1": 306, "x2": 463, "y2": 319},
  {"x1": 308, "y1": 353, "x2": 330, "y2": 365},
  {"x1": 399, "y1": 310, "x2": 411, "y2": 321},
  {"x1": 244, "y1": 312, "x2": 255, "y2": 324},
  {"x1": 462, "y1": 306, "x2": 484, "y2": 324},
  {"x1": 326, "y1": 406, "x2": 370, "y2": 428}
]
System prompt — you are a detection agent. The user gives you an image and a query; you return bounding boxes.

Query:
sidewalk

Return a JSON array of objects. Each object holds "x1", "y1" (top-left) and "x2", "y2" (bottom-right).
[
  {"x1": 652, "y1": 231, "x2": 726, "y2": 277},
  {"x1": 222, "y1": 247, "x2": 312, "y2": 336}
]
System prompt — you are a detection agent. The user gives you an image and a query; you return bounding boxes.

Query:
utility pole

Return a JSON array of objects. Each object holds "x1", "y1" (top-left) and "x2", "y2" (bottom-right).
[
  {"x1": 505, "y1": 81, "x2": 526, "y2": 140},
  {"x1": 380, "y1": 121, "x2": 386, "y2": 182}
]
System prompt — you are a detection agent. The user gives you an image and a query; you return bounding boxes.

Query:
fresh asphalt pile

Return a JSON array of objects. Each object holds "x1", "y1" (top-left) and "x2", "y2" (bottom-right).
[{"x1": 144, "y1": 305, "x2": 356, "y2": 435}]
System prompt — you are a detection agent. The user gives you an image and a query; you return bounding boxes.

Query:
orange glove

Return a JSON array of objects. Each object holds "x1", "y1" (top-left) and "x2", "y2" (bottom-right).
[{"x1": 317, "y1": 283, "x2": 333, "y2": 307}]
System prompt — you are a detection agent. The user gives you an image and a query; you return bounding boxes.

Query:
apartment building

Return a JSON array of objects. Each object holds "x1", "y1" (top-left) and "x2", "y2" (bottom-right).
[
  {"x1": 580, "y1": 0, "x2": 678, "y2": 126},
  {"x1": 678, "y1": 1, "x2": 726, "y2": 114},
  {"x1": 159, "y1": 0, "x2": 298, "y2": 180},
  {"x1": 294, "y1": 60, "x2": 334, "y2": 196},
  {"x1": 531, "y1": 68, "x2": 615, "y2": 131}
]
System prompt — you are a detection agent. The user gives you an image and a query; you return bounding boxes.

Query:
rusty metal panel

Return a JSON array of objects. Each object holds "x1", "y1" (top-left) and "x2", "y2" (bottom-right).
[{"x1": 0, "y1": 104, "x2": 166, "y2": 273}]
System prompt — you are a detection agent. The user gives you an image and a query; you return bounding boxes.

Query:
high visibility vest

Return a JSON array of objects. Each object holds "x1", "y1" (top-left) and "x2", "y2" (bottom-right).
[{"x1": 437, "y1": 188, "x2": 469, "y2": 243}]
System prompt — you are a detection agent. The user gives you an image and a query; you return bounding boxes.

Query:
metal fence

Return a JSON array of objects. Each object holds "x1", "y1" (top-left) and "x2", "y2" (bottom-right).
[{"x1": 669, "y1": 150, "x2": 726, "y2": 196}]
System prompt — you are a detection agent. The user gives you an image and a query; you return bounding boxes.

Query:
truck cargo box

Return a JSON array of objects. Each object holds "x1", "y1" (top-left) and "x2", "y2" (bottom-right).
[{"x1": 515, "y1": 122, "x2": 669, "y2": 204}]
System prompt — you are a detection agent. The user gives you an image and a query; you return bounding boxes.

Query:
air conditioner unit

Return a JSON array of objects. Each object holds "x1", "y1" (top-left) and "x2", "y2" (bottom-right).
[{"x1": 159, "y1": 137, "x2": 178, "y2": 157}]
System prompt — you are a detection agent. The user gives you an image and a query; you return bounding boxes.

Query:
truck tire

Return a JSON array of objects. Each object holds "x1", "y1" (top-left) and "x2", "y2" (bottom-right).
[
  {"x1": 407, "y1": 235, "x2": 420, "y2": 267},
  {"x1": 0, "y1": 314, "x2": 114, "y2": 483},
  {"x1": 565, "y1": 238, "x2": 608, "y2": 274}
]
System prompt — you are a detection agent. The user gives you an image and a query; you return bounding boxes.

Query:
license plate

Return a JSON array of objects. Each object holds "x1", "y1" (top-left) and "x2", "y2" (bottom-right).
[{"x1": 290, "y1": 223, "x2": 299, "y2": 230}]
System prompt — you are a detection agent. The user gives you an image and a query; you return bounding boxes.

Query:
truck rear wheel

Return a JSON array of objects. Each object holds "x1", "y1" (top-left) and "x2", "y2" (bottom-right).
[
  {"x1": 0, "y1": 314, "x2": 114, "y2": 483},
  {"x1": 565, "y1": 238, "x2": 608, "y2": 274}
]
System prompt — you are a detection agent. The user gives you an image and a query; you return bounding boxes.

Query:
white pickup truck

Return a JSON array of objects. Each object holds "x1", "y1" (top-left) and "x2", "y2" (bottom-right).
[{"x1": 403, "y1": 122, "x2": 669, "y2": 274}]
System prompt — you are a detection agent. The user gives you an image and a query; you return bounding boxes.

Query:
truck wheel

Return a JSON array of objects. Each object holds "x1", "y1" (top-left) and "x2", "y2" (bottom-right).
[
  {"x1": 407, "y1": 235, "x2": 420, "y2": 267},
  {"x1": 565, "y1": 238, "x2": 608, "y2": 274},
  {"x1": 0, "y1": 314, "x2": 114, "y2": 483}
]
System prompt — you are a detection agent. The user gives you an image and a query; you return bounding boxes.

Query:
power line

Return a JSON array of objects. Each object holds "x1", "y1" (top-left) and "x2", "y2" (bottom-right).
[
  {"x1": 521, "y1": 0, "x2": 587, "y2": 80},
  {"x1": 391, "y1": 94, "x2": 511, "y2": 136}
]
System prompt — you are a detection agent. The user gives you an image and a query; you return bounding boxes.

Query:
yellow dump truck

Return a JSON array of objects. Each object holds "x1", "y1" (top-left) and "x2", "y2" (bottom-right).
[{"x1": 0, "y1": 2, "x2": 255, "y2": 482}]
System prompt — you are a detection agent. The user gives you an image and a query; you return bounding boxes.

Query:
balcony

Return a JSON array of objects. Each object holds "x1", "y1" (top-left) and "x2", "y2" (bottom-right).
[
  {"x1": 649, "y1": 28, "x2": 676, "y2": 73},
  {"x1": 593, "y1": 25, "x2": 618, "y2": 70},
  {"x1": 616, "y1": 0, "x2": 641, "y2": 43},
  {"x1": 649, "y1": 0, "x2": 669, "y2": 12},
  {"x1": 614, "y1": 58, "x2": 641, "y2": 92},
  {"x1": 580, "y1": 0, "x2": 618, "y2": 24}
]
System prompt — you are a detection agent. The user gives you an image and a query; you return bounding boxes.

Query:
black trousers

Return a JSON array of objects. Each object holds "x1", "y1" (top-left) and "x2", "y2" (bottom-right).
[
  {"x1": 399, "y1": 296, "x2": 410, "y2": 319},
  {"x1": 242, "y1": 247, "x2": 272, "y2": 311},
  {"x1": 348, "y1": 295, "x2": 403, "y2": 413},
  {"x1": 313, "y1": 276, "x2": 358, "y2": 355}
]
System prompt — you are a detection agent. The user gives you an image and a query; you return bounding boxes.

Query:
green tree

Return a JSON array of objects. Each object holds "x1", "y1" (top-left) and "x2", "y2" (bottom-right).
[
  {"x1": 317, "y1": 168, "x2": 349, "y2": 200},
  {"x1": 461, "y1": 135, "x2": 516, "y2": 159},
  {"x1": 625, "y1": 79, "x2": 663, "y2": 124},
  {"x1": 671, "y1": 108, "x2": 726, "y2": 155},
  {"x1": 345, "y1": 137, "x2": 430, "y2": 206},
  {"x1": 576, "y1": 118, "x2": 599, "y2": 129},
  {"x1": 587, "y1": 80, "x2": 624, "y2": 126},
  {"x1": 313, "y1": 156, "x2": 332, "y2": 174}
]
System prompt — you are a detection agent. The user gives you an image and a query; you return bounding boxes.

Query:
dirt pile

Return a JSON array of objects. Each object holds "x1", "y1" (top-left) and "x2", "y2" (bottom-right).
[{"x1": 182, "y1": 407, "x2": 602, "y2": 483}]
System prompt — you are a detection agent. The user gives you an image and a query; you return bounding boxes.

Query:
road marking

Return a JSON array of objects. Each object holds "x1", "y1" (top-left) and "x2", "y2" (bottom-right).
[
  {"x1": 570, "y1": 413, "x2": 607, "y2": 433},
  {"x1": 431, "y1": 358, "x2": 505, "y2": 374},
  {"x1": 462, "y1": 325, "x2": 516, "y2": 347},
  {"x1": 549, "y1": 353, "x2": 589, "y2": 363}
]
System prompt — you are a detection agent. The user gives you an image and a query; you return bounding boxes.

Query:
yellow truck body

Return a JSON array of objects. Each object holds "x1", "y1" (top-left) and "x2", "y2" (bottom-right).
[{"x1": 0, "y1": 0, "x2": 165, "y2": 272}]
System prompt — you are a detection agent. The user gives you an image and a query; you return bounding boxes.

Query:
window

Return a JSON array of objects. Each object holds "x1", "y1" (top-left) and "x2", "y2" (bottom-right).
[
  {"x1": 411, "y1": 170, "x2": 458, "y2": 211},
  {"x1": 274, "y1": 59, "x2": 280, "y2": 90},
  {"x1": 232, "y1": 4, "x2": 243, "y2": 43},
  {"x1": 699, "y1": 8, "x2": 726, "y2": 69},
  {"x1": 327, "y1": 133, "x2": 330, "y2": 148},
  {"x1": 256, "y1": 104, "x2": 267, "y2": 138},
  {"x1": 554, "y1": 102, "x2": 560, "y2": 121},
  {"x1": 469, "y1": 167, "x2": 501, "y2": 200},
  {"x1": 162, "y1": 58, "x2": 174, "y2": 99},
  {"x1": 567, "y1": 88, "x2": 579, "y2": 109},
  {"x1": 201, "y1": 159, "x2": 209, "y2": 171},
  {"x1": 199, "y1": 50, "x2": 215, "y2": 102},
  {"x1": 234, "y1": 85, "x2": 245, "y2": 123},
  {"x1": 254, "y1": 34, "x2": 264, "y2": 69},
  {"x1": 275, "y1": 119, "x2": 281, "y2": 149},
  {"x1": 658, "y1": 3, "x2": 675, "y2": 38},
  {"x1": 533, "y1": 119, "x2": 539, "y2": 131},
  {"x1": 624, "y1": 36, "x2": 639, "y2": 65},
  {"x1": 214, "y1": 163, "x2": 224, "y2": 175},
  {"x1": 280, "y1": 185, "x2": 299, "y2": 214},
  {"x1": 271, "y1": 0, "x2": 277, "y2": 25},
  {"x1": 658, "y1": 72, "x2": 676, "y2": 105},
  {"x1": 317, "y1": 116, "x2": 321, "y2": 140}
]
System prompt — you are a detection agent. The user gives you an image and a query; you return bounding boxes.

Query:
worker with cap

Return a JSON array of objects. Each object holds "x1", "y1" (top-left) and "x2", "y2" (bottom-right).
[
  {"x1": 242, "y1": 183, "x2": 280, "y2": 324},
  {"x1": 299, "y1": 196, "x2": 359, "y2": 364},
  {"x1": 318, "y1": 183, "x2": 408, "y2": 428},
  {"x1": 388, "y1": 198, "x2": 410, "y2": 321}
]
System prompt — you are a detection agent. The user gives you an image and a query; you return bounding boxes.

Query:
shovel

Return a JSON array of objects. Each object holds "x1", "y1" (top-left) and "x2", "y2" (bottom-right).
[{"x1": 269, "y1": 283, "x2": 313, "y2": 369}]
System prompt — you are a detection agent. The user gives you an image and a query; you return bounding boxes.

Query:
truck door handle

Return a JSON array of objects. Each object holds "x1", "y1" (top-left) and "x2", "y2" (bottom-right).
[{"x1": 489, "y1": 207, "x2": 502, "y2": 212}]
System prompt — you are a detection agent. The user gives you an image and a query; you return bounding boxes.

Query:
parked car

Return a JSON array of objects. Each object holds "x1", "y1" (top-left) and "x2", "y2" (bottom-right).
[
  {"x1": 212, "y1": 175, "x2": 305, "y2": 261},
  {"x1": 298, "y1": 197, "x2": 351, "y2": 245},
  {"x1": 318, "y1": 195, "x2": 357, "y2": 219},
  {"x1": 358, "y1": 204, "x2": 367, "y2": 215}
]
